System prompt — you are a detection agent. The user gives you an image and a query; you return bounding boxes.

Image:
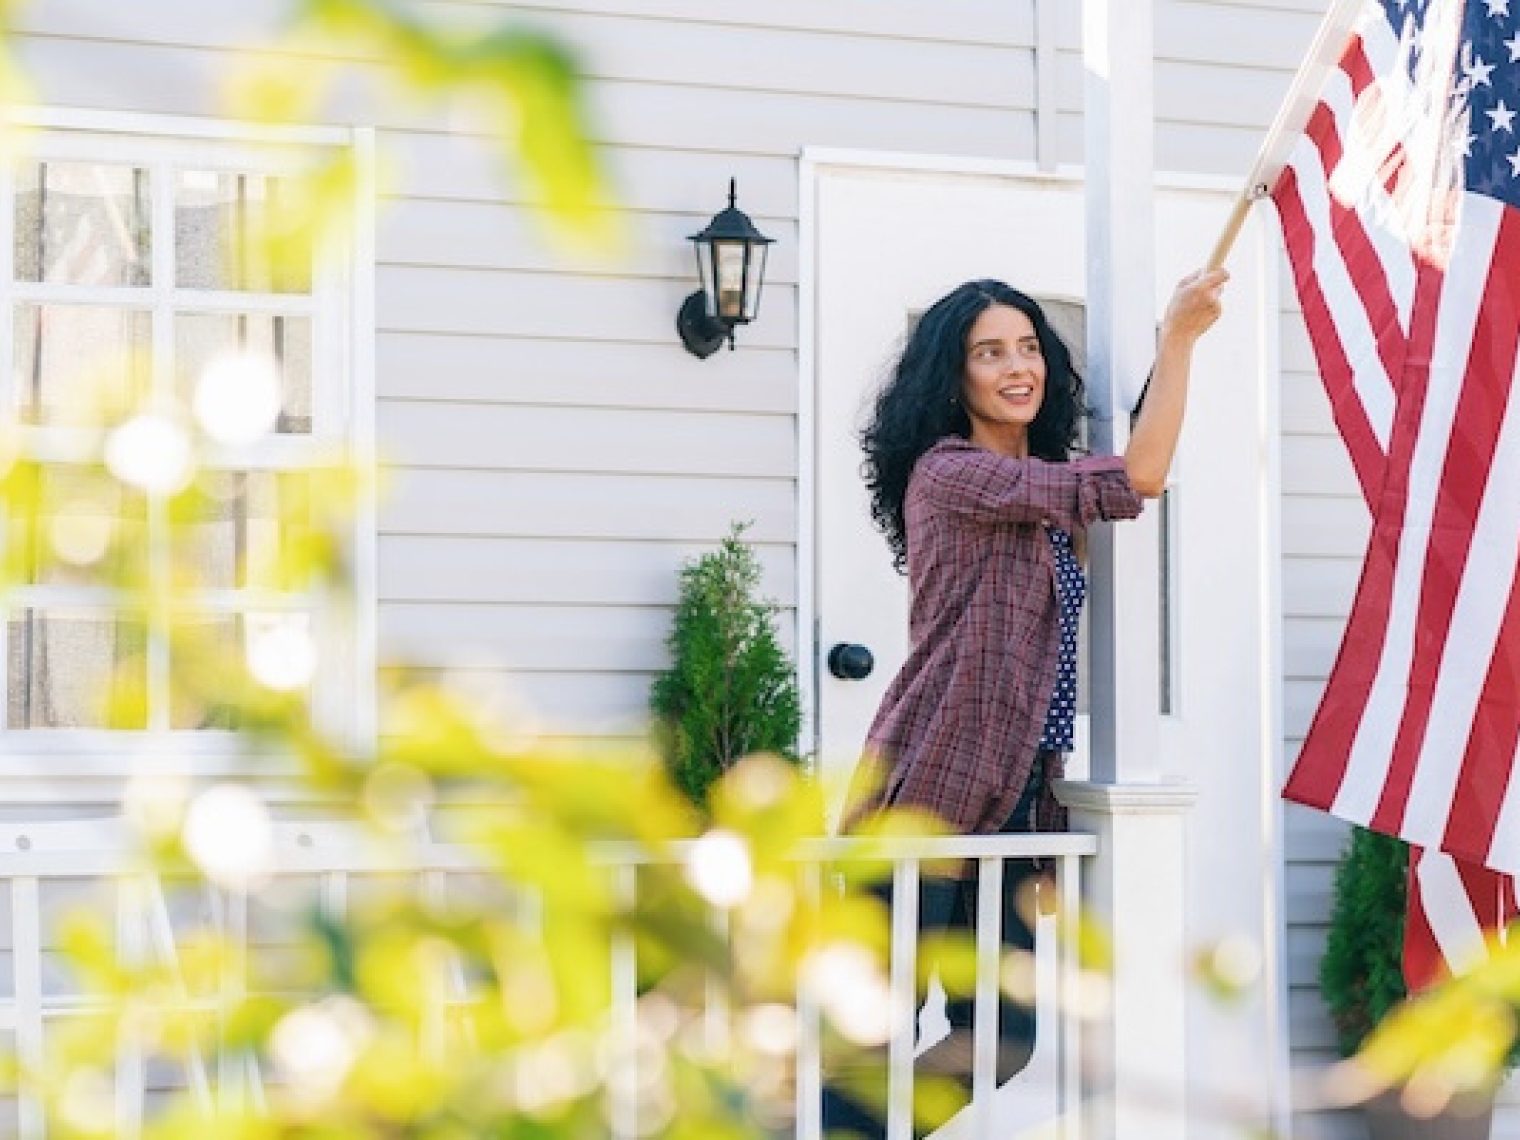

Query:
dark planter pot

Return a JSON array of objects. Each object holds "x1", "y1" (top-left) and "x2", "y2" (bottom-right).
[{"x1": 1362, "y1": 1089, "x2": 1495, "y2": 1140}]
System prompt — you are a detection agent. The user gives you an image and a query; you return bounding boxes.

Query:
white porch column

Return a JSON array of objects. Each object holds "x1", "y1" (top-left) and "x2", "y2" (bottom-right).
[{"x1": 1066, "y1": 0, "x2": 1194, "y2": 1136}]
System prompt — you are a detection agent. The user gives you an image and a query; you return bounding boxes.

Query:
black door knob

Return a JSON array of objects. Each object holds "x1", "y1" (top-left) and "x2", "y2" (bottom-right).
[{"x1": 827, "y1": 643, "x2": 875, "y2": 680}]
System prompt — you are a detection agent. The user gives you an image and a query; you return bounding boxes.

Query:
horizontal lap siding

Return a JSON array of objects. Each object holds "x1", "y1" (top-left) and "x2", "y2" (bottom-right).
[{"x1": 10, "y1": 0, "x2": 1037, "y2": 746}]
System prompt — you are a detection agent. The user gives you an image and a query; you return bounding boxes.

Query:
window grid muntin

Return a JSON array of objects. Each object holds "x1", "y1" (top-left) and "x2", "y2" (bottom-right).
[
  {"x1": 147, "y1": 158, "x2": 173, "y2": 729},
  {"x1": 11, "y1": 283, "x2": 315, "y2": 317},
  {"x1": 2, "y1": 132, "x2": 343, "y2": 739}
]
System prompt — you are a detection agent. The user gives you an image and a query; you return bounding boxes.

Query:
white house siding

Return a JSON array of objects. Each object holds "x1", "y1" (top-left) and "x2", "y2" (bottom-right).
[{"x1": 14, "y1": 1, "x2": 1515, "y2": 1135}]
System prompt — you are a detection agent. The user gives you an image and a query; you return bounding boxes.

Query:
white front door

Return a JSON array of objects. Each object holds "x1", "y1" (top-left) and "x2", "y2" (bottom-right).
[{"x1": 808, "y1": 160, "x2": 1284, "y2": 1134}]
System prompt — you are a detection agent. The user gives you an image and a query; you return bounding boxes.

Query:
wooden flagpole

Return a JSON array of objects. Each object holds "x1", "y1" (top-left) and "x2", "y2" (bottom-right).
[{"x1": 1206, "y1": 0, "x2": 1368, "y2": 268}]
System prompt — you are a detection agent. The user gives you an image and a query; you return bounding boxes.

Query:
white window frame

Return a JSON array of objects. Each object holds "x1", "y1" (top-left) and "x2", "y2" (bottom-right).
[{"x1": 0, "y1": 107, "x2": 376, "y2": 779}]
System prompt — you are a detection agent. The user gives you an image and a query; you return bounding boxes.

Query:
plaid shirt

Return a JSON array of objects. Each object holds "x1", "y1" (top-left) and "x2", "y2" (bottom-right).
[{"x1": 857, "y1": 438, "x2": 1143, "y2": 835}]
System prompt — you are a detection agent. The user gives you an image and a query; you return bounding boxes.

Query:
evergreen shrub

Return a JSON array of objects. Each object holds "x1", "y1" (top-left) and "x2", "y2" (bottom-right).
[
  {"x1": 650, "y1": 522, "x2": 803, "y2": 807},
  {"x1": 1319, "y1": 825, "x2": 1408, "y2": 1057}
]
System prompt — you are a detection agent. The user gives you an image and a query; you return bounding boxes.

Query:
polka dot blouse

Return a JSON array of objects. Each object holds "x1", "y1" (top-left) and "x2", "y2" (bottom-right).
[{"x1": 1037, "y1": 526, "x2": 1085, "y2": 753}]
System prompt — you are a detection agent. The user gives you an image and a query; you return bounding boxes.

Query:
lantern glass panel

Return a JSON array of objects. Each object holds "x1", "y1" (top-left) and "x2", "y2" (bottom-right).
[
  {"x1": 713, "y1": 240, "x2": 747, "y2": 321},
  {"x1": 693, "y1": 240, "x2": 714, "y2": 315},
  {"x1": 743, "y1": 244, "x2": 769, "y2": 322}
]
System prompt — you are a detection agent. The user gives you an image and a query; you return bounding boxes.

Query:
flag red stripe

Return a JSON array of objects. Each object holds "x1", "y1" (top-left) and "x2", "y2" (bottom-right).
[
  {"x1": 1342, "y1": 37, "x2": 1375, "y2": 98},
  {"x1": 1371, "y1": 219, "x2": 1520, "y2": 836},
  {"x1": 1440, "y1": 227, "x2": 1520, "y2": 863},
  {"x1": 1284, "y1": 260, "x2": 1447, "y2": 813},
  {"x1": 1404, "y1": 850, "x2": 1443, "y2": 991},
  {"x1": 1272, "y1": 163, "x2": 1388, "y2": 500},
  {"x1": 1458, "y1": 857, "x2": 1498, "y2": 925},
  {"x1": 1439, "y1": 558, "x2": 1520, "y2": 863},
  {"x1": 1383, "y1": 142, "x2": 1408, "y2": 198},
  {"x1": 1304, "y1": 100, "x2": 1410, "y2": 407}
]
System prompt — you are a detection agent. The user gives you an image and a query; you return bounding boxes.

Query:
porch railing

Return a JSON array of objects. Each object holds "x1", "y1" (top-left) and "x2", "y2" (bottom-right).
[
  {"x1": 0, "y1": 821, "x2": 1096, "y2": 1139},
  {"x1": 798, "y1": 833, "x2": 1096, "y2": 1140}
]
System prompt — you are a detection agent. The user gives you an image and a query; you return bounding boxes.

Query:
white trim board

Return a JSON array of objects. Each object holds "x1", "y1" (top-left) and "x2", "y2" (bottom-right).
[
  {"x1": 6, "y1": 105, "x2": 352, "y2": 147},
  {"x1": 801, "y1": 146, "x2": 1251, "y2": 195}
]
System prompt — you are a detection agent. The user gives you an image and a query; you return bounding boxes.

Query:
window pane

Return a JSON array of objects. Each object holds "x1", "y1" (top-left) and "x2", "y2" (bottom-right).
[
  {"x1": 176, "y1": 313, "x2": 312, "y2": 434},
  {"x1": 5, "y1": 609, "x2": 147, "y2": 729},
  {"x1": 13, "y1": 304, "x2": 151, "y2": 425},
  {"x1": 170, "y1": 613, "x2": 241, "y2": 730},
  {"x1": 175, "y1": 171, "x2": 311, "y2": 293},
  {"x1": 20, "y1": 464, "x2": 147, "y2": 588},
  {"x1": 177, "y1": 471, "x2": 302, "y2": 590},
  {"x1": 14, "y1": 161, "x2": 151, "y2": 287},
  {"x1": 1039, "y1": 298, "x2": 1087, "y2": 377},
  {"x1": 244, "y1": 611, "x2": 316, "y2": 695},
  {"x1": 170, "y1": 612, "x2": 313, "y2": 729}
]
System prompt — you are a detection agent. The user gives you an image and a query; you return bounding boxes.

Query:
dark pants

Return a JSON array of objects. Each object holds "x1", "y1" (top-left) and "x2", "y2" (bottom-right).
[{"x1": 821, "y1": 770, "x2": 1048, "y2": 1139}]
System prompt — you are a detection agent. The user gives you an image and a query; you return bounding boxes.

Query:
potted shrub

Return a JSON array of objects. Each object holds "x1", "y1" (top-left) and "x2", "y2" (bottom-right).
[
  {"x1": 650, "y1": 522, "x2": 803, "y2": 807},
  {"x1": 1319, "y1": 827, "x2": 1496, "y2": 1139}
]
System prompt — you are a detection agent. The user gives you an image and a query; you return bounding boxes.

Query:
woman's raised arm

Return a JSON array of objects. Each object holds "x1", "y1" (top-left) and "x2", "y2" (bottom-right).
[{"x1": 1123, "y1": 268, "x2": 1228, "y2": 497}]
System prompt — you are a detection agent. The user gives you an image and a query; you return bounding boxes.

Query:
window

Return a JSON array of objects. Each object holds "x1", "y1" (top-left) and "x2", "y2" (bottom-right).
[{"x1": 0, "y1": 117, "x2": 370, "y2": 752}]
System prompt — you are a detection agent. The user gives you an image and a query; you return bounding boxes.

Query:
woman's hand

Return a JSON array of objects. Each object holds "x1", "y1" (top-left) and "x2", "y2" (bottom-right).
[{"x1": 1160, "y1": 267, "x2": 1229, "y2": 345}]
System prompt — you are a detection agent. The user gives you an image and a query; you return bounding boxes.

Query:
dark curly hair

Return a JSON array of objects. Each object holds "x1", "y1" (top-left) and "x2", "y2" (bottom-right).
[{"x1": 861, "y1": 280, "x2": 1087, "y2": 573}]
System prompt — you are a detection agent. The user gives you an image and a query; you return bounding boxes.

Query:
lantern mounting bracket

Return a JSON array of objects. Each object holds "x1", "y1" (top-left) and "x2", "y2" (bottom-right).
[{"x1": 676, "y1": 291, "x2": 730, "y2": 358}]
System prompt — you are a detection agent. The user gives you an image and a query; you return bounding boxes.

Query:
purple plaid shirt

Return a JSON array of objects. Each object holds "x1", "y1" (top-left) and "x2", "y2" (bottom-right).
[{"x1": 856, "y1": 438, "x2": 1143, "y2": 835}]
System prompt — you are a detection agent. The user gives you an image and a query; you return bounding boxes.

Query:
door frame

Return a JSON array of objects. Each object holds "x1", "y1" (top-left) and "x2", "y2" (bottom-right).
[{"x1": 795, "y1": 147, "x2": 1290, "y2": 1135}]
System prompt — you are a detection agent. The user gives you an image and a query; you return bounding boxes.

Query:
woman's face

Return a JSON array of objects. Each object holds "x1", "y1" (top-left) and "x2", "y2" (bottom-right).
[{"x1": 960, "y1": 303, "x2": 1046, "y2": 451}]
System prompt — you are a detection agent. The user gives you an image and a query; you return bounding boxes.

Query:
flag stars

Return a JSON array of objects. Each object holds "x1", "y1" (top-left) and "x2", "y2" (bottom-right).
[
  {"x1": 1488, "y1": 100, "x2": 1517, "y2": 133},
  {"x1": 1510, "y1": 149, "x2": 1520, "y2": 177},
  {"x1": 1462, "y1": 51, "x2": 1496, "y2": 87},
  {"x1": 1484, "y1": 0, "x2": 1509, "y2": 16},
  {"x1": 1506, "y1": 32, "x2": 1520, "y2": 62}
]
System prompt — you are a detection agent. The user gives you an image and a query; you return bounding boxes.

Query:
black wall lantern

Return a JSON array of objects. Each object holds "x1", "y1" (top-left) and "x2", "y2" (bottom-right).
[{"x1": 678, "y1": 179, "x2": 774, "y2": 358}]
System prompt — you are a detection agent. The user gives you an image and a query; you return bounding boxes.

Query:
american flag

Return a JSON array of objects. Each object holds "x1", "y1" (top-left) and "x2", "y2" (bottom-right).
[{"x1": 1271, "y1": 0, "x2": 1520, "y2": 985}]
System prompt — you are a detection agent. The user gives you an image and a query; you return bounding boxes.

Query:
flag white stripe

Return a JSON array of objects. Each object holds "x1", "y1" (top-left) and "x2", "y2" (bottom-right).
[
  {"x1": 1405, "y1": 272, "x2": 1520, "y2": 856},
  {"x1": 1416, "y1": 848, "x2": 1490, "y2": 974},
  {"x1": 1356, "y1": 17, "x2": 1420, "y2": 331},
  {"x1": 1331, "y1": 201, "x2": 1501, "y2": 824},
  {"x1": 1488, "y1": 735, "x2": 1520, "y2": 871},
  {"x1": 1318, "y1": 58, "x2": 1418, "y2": 332},
  {"x1": 1287, "y1": 133, "x2": 1399, "y2": 449}
]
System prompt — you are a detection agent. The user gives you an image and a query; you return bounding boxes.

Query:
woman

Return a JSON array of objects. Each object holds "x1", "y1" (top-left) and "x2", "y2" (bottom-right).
[{"x1": 826, "y1": 269, "x2": 1227, "y2": 1136}]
